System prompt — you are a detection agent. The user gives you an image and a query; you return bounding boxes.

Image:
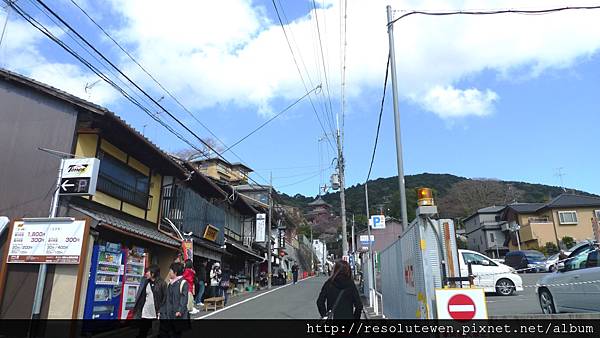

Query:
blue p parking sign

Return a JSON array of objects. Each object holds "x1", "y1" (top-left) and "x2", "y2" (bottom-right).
[{"x1": 370, "y1": 215, "x2": 386, "y2": 229}]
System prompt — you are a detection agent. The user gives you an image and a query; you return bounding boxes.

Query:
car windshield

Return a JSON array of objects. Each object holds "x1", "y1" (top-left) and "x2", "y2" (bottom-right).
[{"x1": 546, "y1": 253, "x2": 559, "y2": 261}]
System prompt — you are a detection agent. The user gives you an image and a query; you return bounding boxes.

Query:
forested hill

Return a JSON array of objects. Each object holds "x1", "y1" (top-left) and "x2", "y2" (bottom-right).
[{"x1": 278, "y1": 173, "x2": 595, "y2": 227}]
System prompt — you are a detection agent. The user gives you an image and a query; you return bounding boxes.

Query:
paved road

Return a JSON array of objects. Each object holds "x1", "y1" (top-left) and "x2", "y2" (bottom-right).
[
  {"x1": 197, "y1": 276, "x2": 327, "y2": 319},
  {"x1": 486, "y1": 273, "x2": 547, "y2": 316}
]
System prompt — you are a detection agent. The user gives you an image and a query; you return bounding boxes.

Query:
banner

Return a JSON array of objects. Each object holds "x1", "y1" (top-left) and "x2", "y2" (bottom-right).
[
  {"x1": 7, "y1": 219, "x2": 86, "y2": 264},
  {"x1": 182, "y1": 239, "x2": 193, "y2": 261},
  {"x1": 255, "y1": 213, "x2": 266, "y2": 242}
]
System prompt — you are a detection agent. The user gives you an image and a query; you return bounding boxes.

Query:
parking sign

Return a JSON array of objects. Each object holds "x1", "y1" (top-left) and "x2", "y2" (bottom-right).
[{"x1": 369, "y1": 215, "x2": 386, "y2": 229}]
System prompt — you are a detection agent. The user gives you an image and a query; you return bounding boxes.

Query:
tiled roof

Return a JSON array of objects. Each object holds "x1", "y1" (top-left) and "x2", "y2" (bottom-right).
[
  {"x1": 308, "y1": 197, "x2": 330, "y2": 206},
  {"x1": 506, "y1": 203, "x2": 545, "y2": 213},
  {"x1": 477, "y1": 205, "x2": 506, "y2": 213},
  {"x1": 70, "y1": 206, "x2": 181, "y2": 247},
  {"x1": 544, "y1": 194, "x2": 600, "y2": 209}
]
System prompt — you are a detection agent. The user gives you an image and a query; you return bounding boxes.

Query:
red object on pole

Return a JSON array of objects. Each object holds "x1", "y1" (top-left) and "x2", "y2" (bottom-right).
[{"x1": 447, "y1": 294, "x2": 476, "y2": 321}]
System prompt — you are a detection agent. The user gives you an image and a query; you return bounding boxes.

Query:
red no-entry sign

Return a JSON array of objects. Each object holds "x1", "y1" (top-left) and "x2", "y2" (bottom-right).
[
  {"x1": 447, "y1": 294, "x2": 476, "y2": 320},
  {"x1": 436, "y1": 288, "x2": 487, "y2": 320}
]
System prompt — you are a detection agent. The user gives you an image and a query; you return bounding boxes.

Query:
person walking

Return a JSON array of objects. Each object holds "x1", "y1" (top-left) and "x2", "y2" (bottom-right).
[
  {"x1": 209, "y1": 262, "x2": 222, "y2": 298},
  {"x1": 160, "y1": 262, "x2": 190, "y2": 338},
  {"x1": 182, "y1": 259, "x2": 198, "y2": 315},
  {"x1": 316, "y1": 260, "x2": 363, "y2": 320},
  {"x1": 131, "y1": 264, "x2": 166, "y2": 338},
  {"x1": 291, "y1": 262, "x2": 299, "y2": 284},
  {"x1": 219, "y1": 268, "x2": 231, "y2": 305},
  {"x1": 195, "y1": 260, "x2": 207, "y2": 307}
]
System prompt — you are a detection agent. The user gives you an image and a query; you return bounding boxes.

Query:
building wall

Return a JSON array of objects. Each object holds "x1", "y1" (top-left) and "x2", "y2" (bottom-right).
[
  {"x1": 0, "y1": 79, "x2": 78, "y2": 219},
  {"x1": 74, "y1": 135, "x2": 163, "y2": 224},
  {"x1": 551, "y1": 207, "x2": 597, "y2": 242}
]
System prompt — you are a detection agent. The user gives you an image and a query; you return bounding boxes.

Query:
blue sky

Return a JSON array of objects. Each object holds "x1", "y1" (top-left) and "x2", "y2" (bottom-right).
[{"x1": 2, "y1": 0, "x2": 600, "y2": 197}]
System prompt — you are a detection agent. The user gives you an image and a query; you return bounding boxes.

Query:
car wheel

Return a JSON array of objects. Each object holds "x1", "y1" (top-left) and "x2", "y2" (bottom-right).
[
  {"x1": 495, "y1": 278, "x2": 515, "y2": 296},
  {"x1": 539, "y1": 289, "x2": 556, "y2": 314},
  {"x1": 549, "y1": 265, "x2": 555, "y2": 272}
]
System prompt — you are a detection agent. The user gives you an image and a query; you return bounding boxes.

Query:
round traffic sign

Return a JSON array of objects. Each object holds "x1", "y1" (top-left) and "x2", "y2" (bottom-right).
[{"x1": 447, "y1": 294, "x2": 476, "y2": 320}]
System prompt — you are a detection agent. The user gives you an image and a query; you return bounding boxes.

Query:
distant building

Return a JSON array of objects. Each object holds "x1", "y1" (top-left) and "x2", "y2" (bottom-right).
[
  {"x1": 356, "y1": 216, "x2": 403, "y2": 253},
  {"x1": 502, "y1": 194, "x2": 600, "y2": 250},
  {"x1": 305, "y1": 197, "x2": 333, "y2": 222},
  {"x1": 192, "y1": 157, "x2": 252, "y2": 185},
  {"x1": 463, "y1": 206, "x2": 508, "y2": 258},
  {"x1": 312, "y1": 239, "x2": 328, "y2": 269}
]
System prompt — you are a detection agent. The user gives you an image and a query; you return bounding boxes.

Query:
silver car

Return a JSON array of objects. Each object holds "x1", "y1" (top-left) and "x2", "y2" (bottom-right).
[{"x1": 537, "y1": 241, "x2": 600, "y2": 313}]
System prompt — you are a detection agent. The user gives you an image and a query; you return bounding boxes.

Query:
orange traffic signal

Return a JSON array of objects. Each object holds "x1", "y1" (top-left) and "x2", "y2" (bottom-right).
[{"x1": 416, "y1": 187, "x2": 434, "y2": 206}]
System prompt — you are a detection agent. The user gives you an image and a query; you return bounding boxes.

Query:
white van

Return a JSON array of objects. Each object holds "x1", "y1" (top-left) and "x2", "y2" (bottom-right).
[{"x1": 458, "y1": 249, "x2": 524, "y2": 296}]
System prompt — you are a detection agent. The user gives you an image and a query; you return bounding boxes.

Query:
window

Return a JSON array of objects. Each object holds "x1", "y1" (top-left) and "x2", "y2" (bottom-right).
[
  {"x1": 462, "y1": 252, "x2": 496, "y2": 266},
  {"x1": 97, "y1": 151, "x2": 150, "y2": 209},
  {"x1": 565, "y1": 247, "x2": 594, "y2": 271},
  {"x1": 490, "y1": 233, "x2": 495, "y2": 243},
  {"x1": 558, "y1": 211, "x2": 578, "y2": 224}
]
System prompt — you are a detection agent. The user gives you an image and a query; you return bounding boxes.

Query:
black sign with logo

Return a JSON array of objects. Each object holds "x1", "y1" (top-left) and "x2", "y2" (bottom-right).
[
  {"x1": 59, "y1": 177, "x2": 91, "y2": 195},
  {"x1": 278, "y1": 229, "x2": 285, "y2": 249}
]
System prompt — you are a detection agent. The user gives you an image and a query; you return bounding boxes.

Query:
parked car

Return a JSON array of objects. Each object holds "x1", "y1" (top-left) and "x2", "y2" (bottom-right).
[
  {"x1": 458, "y1": 249, "x2": 524, "y2": 296},
  {"x1": 544, "y1": 251, "x2": 572, "y2": 272},
  {"x1": 537, "y1": 241, "x2": 600, "y2": 313},
  {"x1": 504, "y1": 250, "x2": 546, "y2": 272}
]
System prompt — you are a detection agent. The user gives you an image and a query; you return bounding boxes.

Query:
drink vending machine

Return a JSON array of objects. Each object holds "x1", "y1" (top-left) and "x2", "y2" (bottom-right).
[
  {"x1": 120, "y1": 246, "x2": 146, "y2": 319},
  {"x1": 83, "y1": 242, "x2": 124, "y2": 319}
]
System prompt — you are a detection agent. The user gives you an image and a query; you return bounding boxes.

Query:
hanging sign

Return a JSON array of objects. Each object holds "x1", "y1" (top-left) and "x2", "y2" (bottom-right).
[
  {"x1": 203, "y1": 224, "x2": 219, "y2": 242},
  {"x1": 255, "y1": 213, "x2": 266, "y2": 242},
  {"x1": 182, "y1": 240, "x2": 193, "y2": 261}
]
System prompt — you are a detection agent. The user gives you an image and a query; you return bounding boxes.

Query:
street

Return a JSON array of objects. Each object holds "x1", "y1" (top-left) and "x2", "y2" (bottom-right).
[
  {"x1": 195, "y1": 276, "x2": 326, "y2": 319},
  {"x1": 486, "y1": 273, "x2": 547, "y2": 317}
]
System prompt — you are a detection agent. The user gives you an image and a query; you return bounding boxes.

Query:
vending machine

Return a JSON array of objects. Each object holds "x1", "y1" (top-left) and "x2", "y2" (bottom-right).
[
  {"x1": 83, "y1": 242, "x2": 125, "y2": 319},
  {"x1": 119, "y1": 246, "x2": 146, "y2": 319}
]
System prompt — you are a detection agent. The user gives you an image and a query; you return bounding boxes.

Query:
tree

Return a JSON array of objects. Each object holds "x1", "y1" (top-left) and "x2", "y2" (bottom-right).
[
  {"x1": 171, "y1": 138, "x2": 223, "y2": 161},
  {"x1": 561, "y1": 236, "x2": 576, "y2": 249},
  {"x1": 456, "y1": 237, "x2": 468, "y2": 249},
  {"x1": 541, "y1": 242, "x2": 559, "y2": 256},
  {"x1": 437, "y1": 179, "x2": 525, "y2": 219}
]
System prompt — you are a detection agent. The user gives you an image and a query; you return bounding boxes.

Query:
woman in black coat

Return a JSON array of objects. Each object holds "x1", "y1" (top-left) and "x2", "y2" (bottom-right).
[
  {"x1": 131, "y1": 264, "x2": 166, "y2": 337},
  {"x1": 316, "y1": 260, "x2": 363, "y2": 320}
]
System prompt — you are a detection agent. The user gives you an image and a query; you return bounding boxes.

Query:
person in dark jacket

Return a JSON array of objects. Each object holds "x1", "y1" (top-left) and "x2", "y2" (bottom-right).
[
  {"x1": 316, "y1": 260, "x2": 363, "y2": 320},
  {"x1": 160, "y1": 262, "x2": 190, "y2": 338},
  {"x1": 291, "y1": 262, "x2": 299, "y2": 284},
  {"x1": 195, "y1": 260, "x2": 207, "y2": 307},
  {"x1": 131, "y1": 264, "x2": 167, "y2": 338}
]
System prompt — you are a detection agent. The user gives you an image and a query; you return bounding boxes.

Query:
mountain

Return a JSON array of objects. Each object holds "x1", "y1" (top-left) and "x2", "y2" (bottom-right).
[{"x1": 278, "y1": 173, "x2": 595, "y2": 231}]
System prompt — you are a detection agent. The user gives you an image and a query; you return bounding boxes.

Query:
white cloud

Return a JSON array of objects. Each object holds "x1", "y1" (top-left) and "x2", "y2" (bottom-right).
[
  {"x1": 419, "y1": 86, "x2": 498, "y2": 118},
  {"x1": 0, "y1": 10, "x2": 117, "y2": 105},
  {"x1": 5, "y1": 0, "x2": 600, "y2": 118},
  {"x1": 103, "y1": 0, "x2": 600, "y2": 119}
]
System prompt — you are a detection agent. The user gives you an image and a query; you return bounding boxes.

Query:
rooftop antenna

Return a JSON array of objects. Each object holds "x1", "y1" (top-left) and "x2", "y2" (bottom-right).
[
  {"x1": 84, "y1": 79, "x2": 101, "y2": 100},
  {"x1": 555, "y1": 167, "x2": 567, "y2": 193}
]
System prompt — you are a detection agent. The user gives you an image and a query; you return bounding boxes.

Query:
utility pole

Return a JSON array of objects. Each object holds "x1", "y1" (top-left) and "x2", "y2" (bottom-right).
[
  {"x1": 351, "y1": 214, "x2": 355, "y2": 254},
  {"x1": 31, "y1": 158, "x2": 64, "y2": 319},
  {"x1": 267, "y1": 172, "x2": 273, "y2": 289},
  {"x1": 386, "y1": 5, "x2": 409, "y2": 230},
  {"x1": 365, "y1": 183, "x2": 377, "y2": 308},
  {"x1": 337, "y1": 119, "x2": 349, "y2": 257}
]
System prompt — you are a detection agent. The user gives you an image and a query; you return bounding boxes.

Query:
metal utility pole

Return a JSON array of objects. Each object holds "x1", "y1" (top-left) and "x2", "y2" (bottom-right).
[
  {"x1": 267, "y1": 172, "x2": 273, "y2": 289},
  {"x1": 365, "y1": 183, "x2": 377, "y2": 308},
  {"x1": 337, "y1": 122, "x2": 349, "y2": 257},
  {"x1": 31, "y1": 158, "x2": 64, "y2": 319},
  {"x1": 386, "y1": 5, "x2": 409, "y2": 230},
  {"x1": 351, "y1": 214, "x2": 355, "y2": 254}
]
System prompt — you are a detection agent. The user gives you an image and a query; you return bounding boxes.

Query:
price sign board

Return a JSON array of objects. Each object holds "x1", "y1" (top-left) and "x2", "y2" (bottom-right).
[{"x1": 7, "y1": 219, "x2": 86, "y2": 264}]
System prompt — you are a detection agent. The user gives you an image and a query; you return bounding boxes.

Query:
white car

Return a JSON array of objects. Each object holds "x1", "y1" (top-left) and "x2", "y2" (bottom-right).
[
  {"x1": 458, "y1": 249, "x2": 524, "y2": 296},
  {"x1": 537, "y1": 241, "x2": 599, "y2": 314}
]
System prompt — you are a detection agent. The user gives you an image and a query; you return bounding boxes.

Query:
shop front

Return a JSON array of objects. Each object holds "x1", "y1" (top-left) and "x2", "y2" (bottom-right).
[{"x1": 68, "y1": 205, "x2": 180, "y2": 320}]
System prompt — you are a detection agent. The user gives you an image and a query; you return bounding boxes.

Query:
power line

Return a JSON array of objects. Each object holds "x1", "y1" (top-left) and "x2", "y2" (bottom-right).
[
  {"x1": 271, "y1": 0, "x2": 336, "y2": 152},
  {"x1": 277, "y1": 171, "x2": 322, "y2": 188},
  {"x1": 311, "y1": 0, "x2": 336, "y2": 134},
  {"x1": 388, "y1": 6, "x2": 600, "y2": 26},
  {"x1": 0, "y1": 3, "x2": 10, "y2": 50},
  {"x1": 366, "y1": 53, "x2": 390, "y2": 182},
  {"x1": 222, "y1": 84, "x2": 321, "y2": 153}
]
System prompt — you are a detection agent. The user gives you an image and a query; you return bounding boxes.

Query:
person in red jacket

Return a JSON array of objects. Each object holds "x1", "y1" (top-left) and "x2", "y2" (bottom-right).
[{"x1": 183, "y1": 259, "x2": 198, "y2": 314}]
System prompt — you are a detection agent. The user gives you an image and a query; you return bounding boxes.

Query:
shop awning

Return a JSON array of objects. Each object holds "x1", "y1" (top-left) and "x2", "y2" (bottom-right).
[
  {"x1": 192, "y1": 237, "x2": 227, "y2": 261},
  {"x1": 69, "y1": 205, "x2": 181, "y2": 248},
  {"x1": 226, "y1": 240, "x2": 265, "y2": 261}
]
